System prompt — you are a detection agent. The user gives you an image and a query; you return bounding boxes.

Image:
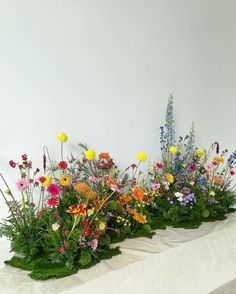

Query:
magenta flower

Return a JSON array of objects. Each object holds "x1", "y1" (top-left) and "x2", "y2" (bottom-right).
[
  {"x1": 47, "y1": 184, "x2": 61, "y2": 196},
  {"x1": 189, "y1": 164, "x2": 196, "y2": 171},
  {"x1": 91, "y1": 239, "x2": 98, "y2": 251},
  {"x1": 156, "y1": 162, "x2": 164, "y2": 169},
  {"x1": 151, "y1": 183, "x2": 161, "y2": 190},
  {"x1": 15, "y1": 179, "x2": 29, "y2": 192}
]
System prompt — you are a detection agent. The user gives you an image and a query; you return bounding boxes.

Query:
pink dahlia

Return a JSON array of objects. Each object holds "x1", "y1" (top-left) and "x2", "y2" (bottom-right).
[
  {"x1": 47, "y1": 195, "x2": 59, "y2": 208},
  {"x1": 15, "y1": 179, "x2": 29, "y2": 192},
  {"x1": 47, "y1": 184, "x2": 61, "y2": 196},
  {"x1": 151, "y1": 183, "x2": 161, "y2": 190}
]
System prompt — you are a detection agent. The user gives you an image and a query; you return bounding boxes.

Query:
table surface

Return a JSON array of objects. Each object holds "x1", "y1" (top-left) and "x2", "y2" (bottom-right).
[{"x1": 1, "y1": 213, "x2": 236, "y2": 294}]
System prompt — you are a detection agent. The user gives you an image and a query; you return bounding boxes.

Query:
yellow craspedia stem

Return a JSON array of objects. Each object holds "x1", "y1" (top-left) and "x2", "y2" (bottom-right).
[
  {"x1": 42, "y1": 176, "x2": 52, "y2": 187},
  {"x1": 57, "y1": 132, "x2": 68, "y2": 143},
  {"x1": 196, "y1": 148, "x2": 205, "y2": 156},
  {"x1": 137, "y1": 152, "x2": 147, "y2": 162},
  {"x1": 169, "y1": 146, "x2": 178, "y2": 155},
  {"x1": 85, "y1": 149, "x2": 96, "y2": 161}
]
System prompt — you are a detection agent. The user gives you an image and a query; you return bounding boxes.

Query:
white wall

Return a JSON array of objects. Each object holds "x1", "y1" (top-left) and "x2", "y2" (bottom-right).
[{"x1": 0, "y1": 0, "x2": 236, "y2": 216}]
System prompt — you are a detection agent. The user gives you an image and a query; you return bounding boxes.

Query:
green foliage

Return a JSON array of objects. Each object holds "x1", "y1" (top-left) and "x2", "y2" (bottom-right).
[{"x1": 78, "y1": 250, "x2": 92, "y2": 266}]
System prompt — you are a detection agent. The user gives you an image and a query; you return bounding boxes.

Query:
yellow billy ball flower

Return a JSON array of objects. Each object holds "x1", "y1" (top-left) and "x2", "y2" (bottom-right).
[
  {"x1": 57, "y1": 132, "x2": 68, "y2": 143},
  {"x1": 42, "y1": 176, "x2": 52, "y2": 187},
  {"x1": 85, "y1": 149, "x2": 96, "y2": 161},
  {"x1": 166, "y1": 173, "x2": 174, "y2": 184},
  {"x1": 169, "y1": 146, "x2": 178, "y2": 155},
  {"x1": 196, "y1": 149, "x2": 205, "y2": 156},
  {"x1": 137, "y1": 152, "x2": 148, "y2": 162},
  {"x1": 60, "y1": 175, "x2": 71, "y2": 186}
]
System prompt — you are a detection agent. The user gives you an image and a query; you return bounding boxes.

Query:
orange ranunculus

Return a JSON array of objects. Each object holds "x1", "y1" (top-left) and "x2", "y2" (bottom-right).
[
  {"x1": 130, "y1": 209, "x2": 147, "y2": 224},
  {"x1": 133, "y1": 188, "x2": 145, "y2": 200},
  {"x1": 74, "y1": 182, "x2": 90, "y2": 194},
  {"x1": 214, "y1": 176, "x2": 223, "y2": 185},
  {"x1": 66, "y1": 203, "x2": 87, "y2": 217},
  {"x1": 119, "y1": 194, "x2": 132, "y2": 206},
  {"x1": 99, "y1": 152, "x2": 110, "y2": 160}
]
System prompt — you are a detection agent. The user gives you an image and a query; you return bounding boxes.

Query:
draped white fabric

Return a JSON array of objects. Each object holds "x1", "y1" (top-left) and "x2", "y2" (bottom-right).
[{"x1": 1, "y1": 213, "x2": 236, "y2": 294}]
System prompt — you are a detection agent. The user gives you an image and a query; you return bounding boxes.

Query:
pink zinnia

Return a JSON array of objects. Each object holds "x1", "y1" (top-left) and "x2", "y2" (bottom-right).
[
  {"x1": 204, "y1": 163, "x2": 214, "y2": 171},
  {"x1": 15, "y1": 179, "x2": 29, "y2": 192},
  {"x1": 156, "y1": 162, "x2": 164, "y2": 169},
  {"x1": 91, "y1": 239, "x2": 98, "y2": 251},
  {"x1": 47, "y1": 184, "x2": 61, "y2": 196},
  {"x1": 151, "y1": 183, "x2": 161, "y2": 190},
  {"x1": 47, "y1": 195, "x2": 59, "y2": 208}
]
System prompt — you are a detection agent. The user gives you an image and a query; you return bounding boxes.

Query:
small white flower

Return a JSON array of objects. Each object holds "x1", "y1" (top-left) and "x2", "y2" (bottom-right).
[
  {"x1": 52, "y1": 223, "x2": 60, "y2": 231},
  {"x1": 190, "y1": 181, "x2": 195, "y2": 186},
  {"x1": 175, "y1": 192, "x2": 184, "y2": 202},
  {"x1": 175, "y1": 192, "x2": 183, "y2": 198}
]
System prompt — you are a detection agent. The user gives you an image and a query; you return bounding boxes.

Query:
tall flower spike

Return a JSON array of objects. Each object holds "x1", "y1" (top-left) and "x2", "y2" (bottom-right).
[{"x1": 165, "y1": 94, "x2": 176, "y2": 150}]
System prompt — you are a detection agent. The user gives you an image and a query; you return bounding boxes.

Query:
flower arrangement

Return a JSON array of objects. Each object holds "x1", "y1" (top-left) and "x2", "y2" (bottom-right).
[
  {"x1": 147, "y1": 95, "x2": 236, "y2": 228},
  {"x1": 0, "y1": 96, "x2": 235, "y2": 280}
]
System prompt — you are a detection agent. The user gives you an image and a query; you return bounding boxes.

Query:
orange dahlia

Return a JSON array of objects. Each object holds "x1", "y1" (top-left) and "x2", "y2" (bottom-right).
[
  {"x1": 133, "y1": 188, "x2": 144, "y2": 200},
  {"x1": 99, "y1": 152, "x2": 110, "y2": 160}
]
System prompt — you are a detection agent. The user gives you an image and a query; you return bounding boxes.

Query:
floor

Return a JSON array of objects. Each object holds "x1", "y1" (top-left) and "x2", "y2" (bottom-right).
[{"x1": 210, "y1": 279, "x2": 236, "y2": 294}]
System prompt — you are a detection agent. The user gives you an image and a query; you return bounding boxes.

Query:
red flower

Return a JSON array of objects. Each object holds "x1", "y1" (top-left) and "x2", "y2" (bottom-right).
[
  {"x1": 63, "y1": 229, "x2": 70, "y2": 236},
  {"x1": 47, "y1": 184, "x2": 61, "y2": 196},
  {"x1": 59, "y1": 247, "x2": 65, "y2": 253},
  {"x1": 131, "y1": 163, "x2": 137, "y2": 169},
  {"x1": 230, "y1": 170, "x2": 235, "y2": 176},
  {"x1": 82, "y1": 219, "x2": 90, "y2": 227},
  {"x1": 58, "y1": 161, "x2": 68, "y2": 170},
  {"x1": 28, "y1": 162, "x2": 32, "y2": 168},
  {"x1": 47, "y1": 195, "x2": 59, "y2": 208},
  {"x1": 83, "y1": 228, "x2": 90, "y2": 236},
  {"x1": 9, "y1": 160, "x2": 16, "y2": 168},
  {"x1": 29, "y1": 179, "x2": 34, "y2": 184},
  {"x1": 22, "y1": 154, "x2": 28, "y2": 161},
  {"x1": 39, "y1": 176, "x2": 46, "y2": 183},
  {"x1": 19, "y1": 165, "x2": 23, "y2": 170}
]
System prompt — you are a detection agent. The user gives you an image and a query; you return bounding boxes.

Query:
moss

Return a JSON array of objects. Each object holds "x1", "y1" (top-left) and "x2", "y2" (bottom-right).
[{"x1": 5, "y1": 246, "x2": 121, "y2": 280}]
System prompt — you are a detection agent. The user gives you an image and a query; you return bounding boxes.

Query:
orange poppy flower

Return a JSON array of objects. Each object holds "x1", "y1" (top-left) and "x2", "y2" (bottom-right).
[
  {"x1": 133, "y1": 188, "x2": 145, "y2": 200},
  {"x1": 99, "y1": 152, "x2": 110, "y2": 160},
  {"x1": 74, "y1": 182, "x2": 90, "y2": 194}
]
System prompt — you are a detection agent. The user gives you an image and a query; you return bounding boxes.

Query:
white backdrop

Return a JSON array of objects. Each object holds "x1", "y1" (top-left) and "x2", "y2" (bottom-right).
[{"x1": 0, "y1": 0, "x2": 236, "y2": 217}]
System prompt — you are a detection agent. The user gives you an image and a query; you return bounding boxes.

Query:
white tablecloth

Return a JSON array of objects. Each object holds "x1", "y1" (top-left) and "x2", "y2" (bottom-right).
[{"x1": 1, "y1": 213, "x2": 236, "y2": 294}]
